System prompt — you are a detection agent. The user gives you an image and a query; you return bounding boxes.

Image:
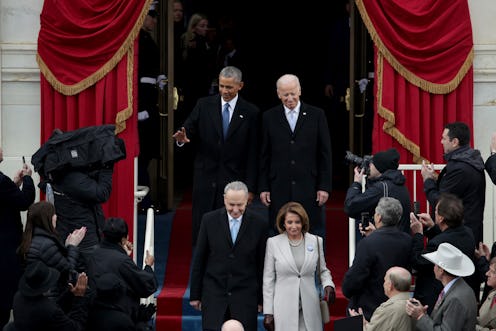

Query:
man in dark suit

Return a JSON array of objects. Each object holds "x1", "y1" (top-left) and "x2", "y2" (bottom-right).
[
  {"x1": 410, "y1": 192, "x2": 478, "y2": 313},
  {"x1": 259, "y1": 74, "x2": 331, "y2": 237},
  {"x1": 173, "y1": 66, "x2": 260, "y2": 245},
  {"x1": 189, "y1": 181, "x2": 267, "y2": 331},
  {"x1": 342, "y1": 197, "x2": 412, "y2": 321}
]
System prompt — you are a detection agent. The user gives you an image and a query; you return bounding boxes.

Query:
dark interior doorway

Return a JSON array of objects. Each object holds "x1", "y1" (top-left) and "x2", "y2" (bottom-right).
[{"x1": 158, "y1": 0, "x2": 372, "y2": 207}]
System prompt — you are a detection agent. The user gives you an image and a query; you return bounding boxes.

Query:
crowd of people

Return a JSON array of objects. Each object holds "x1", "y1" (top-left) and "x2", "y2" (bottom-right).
[{"x1": 2, "y1": 2, "x2": 496, "y2": 330}]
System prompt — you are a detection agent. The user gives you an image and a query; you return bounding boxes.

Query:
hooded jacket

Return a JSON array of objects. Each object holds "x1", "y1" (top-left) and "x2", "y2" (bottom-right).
[{"x1": 344, "y1": 169, "x2": 412, "y2": 233}]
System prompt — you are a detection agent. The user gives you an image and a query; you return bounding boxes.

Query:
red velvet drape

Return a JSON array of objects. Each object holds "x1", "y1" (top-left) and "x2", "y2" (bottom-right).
[
  {"x1": 37, "y1": 0, "x2": 152, "y2": 240},
  {"x1": 356, "y1": 0, "x2": 474, "y2": 166}
]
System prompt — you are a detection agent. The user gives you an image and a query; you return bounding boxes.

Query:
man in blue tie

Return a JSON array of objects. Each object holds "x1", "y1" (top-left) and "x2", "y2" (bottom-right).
[
  {"x1": 173, "y1": 66, "x2": 260, "y2": 246},
  {"x1": 190, "y1": 181, "x2": 267, "y2": 331}
]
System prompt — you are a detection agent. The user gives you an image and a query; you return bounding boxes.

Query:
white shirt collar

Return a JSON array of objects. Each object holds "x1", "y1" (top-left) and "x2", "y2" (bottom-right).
[
  {"x1": 222, "y1": 95, "x2": 239, "y2": 111},
  {"x1": 284, "y1": 101, "x2": 301, "y2": 116},
  {"x1": 227, "y1": 212, "x2": 243, "y2": 223}
]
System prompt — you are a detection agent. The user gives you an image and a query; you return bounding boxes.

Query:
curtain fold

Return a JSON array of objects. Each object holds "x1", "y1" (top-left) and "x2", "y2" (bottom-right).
[
  {"x1": 356, "y1": 0, "x2": 474, "y2": 166},
  {"x1": 38, "y1": 0, "x2": 150, "y2": 239}
]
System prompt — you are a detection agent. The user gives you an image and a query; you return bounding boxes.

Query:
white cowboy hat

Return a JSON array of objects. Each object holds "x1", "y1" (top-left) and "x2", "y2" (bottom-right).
[{"x1": 422, "y1": 242, "x2": 474, "y2": 277}]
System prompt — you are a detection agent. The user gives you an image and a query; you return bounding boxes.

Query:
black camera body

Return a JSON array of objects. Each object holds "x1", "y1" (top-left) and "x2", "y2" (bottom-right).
[{"x1": 345, "y1": 151, "x2": 373, "y2": 175}]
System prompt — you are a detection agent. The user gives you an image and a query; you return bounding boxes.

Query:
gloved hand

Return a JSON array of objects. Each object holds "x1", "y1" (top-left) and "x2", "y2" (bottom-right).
[
  {"x1": 263, "y1": 314, "x2": 275, "y2": 331},
  {"x1": 157, "y1": 74, "x2": 167, "y2": 90},
  {"x1": 325, "y1": 286, "x2": 336, "y2": 304},
  {"x1": 138, "y1": 110, "x2": 150, "y2": 121}
]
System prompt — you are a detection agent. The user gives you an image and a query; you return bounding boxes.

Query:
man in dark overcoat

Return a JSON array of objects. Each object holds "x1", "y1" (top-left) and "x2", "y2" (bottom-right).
[
  {"x1": 173, "y1": 66, "x2": 260, "y2": 245},
  {"x1": 258, "y1": 74, "x2": 331, "y2": 238},
  {"x1": 0, "y1": 148, "x2": 35, "y2": 328},
  {"x1": 189, "y1": 181, "x2": 267, "y2": 331}
]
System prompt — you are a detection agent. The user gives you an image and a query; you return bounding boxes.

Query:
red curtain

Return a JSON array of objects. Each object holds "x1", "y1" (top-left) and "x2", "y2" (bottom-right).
[
  {"x1": 355, "y1": 0, "x2": 474, "y2": 166},
  {"x1": 37, "y1": 0, "x2": 152, "y2": 240}
]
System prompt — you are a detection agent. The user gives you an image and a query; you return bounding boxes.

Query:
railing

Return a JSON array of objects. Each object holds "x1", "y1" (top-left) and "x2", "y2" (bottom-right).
[{"x1": 348, "y1": 164, "x2": 445, "y2": 266}]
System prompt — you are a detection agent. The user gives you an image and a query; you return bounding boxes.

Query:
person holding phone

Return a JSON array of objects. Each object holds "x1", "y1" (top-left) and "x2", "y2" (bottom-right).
[
  {"x1": 342, "y1": 197, "x2": 412, "y2": 321},
  {"x1": 0, "y1": 148, "x2": 35, "y2": 329}
]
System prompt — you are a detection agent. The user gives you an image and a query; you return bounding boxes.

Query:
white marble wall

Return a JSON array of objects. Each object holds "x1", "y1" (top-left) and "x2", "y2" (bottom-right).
[
  {"x1": 469, "y1": 0, "x2": 496, "y2": 244},
  {"x1": 0, "y1": 0, "x2": 42, "y2": 200}
]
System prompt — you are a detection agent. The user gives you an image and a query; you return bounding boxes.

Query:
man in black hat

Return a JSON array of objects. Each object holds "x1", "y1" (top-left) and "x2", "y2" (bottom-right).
[
  {"x1": 11, "y1": 261, "x2": 89, "y2": 331},
  {"x1": 344, "y1": 148, "x2": 412, "y2": 237}
]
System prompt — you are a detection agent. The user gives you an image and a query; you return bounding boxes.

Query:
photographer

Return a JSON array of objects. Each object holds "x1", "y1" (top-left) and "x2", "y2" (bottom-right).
[{"x1": 344, "y1": 148, "x2": 412, "y2": 237}]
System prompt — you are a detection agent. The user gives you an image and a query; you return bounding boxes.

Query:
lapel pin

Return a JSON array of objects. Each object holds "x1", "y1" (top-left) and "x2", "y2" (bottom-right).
[
  {"x1": 239, "y1": 115, "x2": 244, "y2": 118},
  {"x1": 307, "y1": 244, "x2": 314, "y2": 252},
  {"x1": 302, "y1": 112, "x2": 307, "y2": 116}
]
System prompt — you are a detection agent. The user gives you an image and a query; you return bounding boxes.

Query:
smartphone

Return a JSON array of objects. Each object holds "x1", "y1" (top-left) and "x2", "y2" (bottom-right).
[
  {"x1": 22, "y1": 156, "x2": 26, "y2": 164},
  {"x1": 413, "y1": 201, "x2": 421, "y2": 215},
  {"x1": 361, "y1": 212, "x2": 370, "y2": 228}
]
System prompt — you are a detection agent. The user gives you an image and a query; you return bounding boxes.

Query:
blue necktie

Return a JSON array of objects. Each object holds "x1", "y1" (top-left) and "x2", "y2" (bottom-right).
[
  {"x1": 231, "y1": 218, "x2": 240, "y2": 243},
  {"x1": 222, "y1": 103, "x2": 230, "y2": 139},
  {"x1": 288, "y1": 110, "x2": 296, "y2": 131}
]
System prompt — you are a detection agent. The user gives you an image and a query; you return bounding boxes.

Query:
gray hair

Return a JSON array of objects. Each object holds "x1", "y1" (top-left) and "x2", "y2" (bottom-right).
[
  {"x1": 388, "y1": 267, "x2": 412, "y2": 292},
  {"x1": 375, "y1": 197, "x2": 403, "y2": 226},
  {"x1": 276, "y1": 74, "x2": 301, "y2": 91},
  {"x1": 224, "y1": 181, "x2": 248, "y2": 195},
  {"x1": 220, "y1": 66, "x2": 242, "y2": 83}
]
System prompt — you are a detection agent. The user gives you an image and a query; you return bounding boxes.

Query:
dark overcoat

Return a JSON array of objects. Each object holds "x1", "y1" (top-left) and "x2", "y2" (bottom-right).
[
  {"x1": 182, "y1": 94, "x2": 260, "y2": 245},
  {"x1": 190, "y1": 207, "x2": 267, "y2": 331},
  {"x1": 258, "y1": 103, "x2": 331, "y2": 235},
  {"x1": 0, "y1": 173, "x2": 35, "y2": 314}
]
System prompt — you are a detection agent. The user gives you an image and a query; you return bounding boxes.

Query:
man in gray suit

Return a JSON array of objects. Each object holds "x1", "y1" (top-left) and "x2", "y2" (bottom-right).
[{"x1": 406, "y1": 242, "x2": 477, "y2": 330}]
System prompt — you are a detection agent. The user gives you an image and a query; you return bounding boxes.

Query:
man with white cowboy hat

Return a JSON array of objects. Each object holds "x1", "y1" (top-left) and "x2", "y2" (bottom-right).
[{"x1": 405, "y1": 242, "x2": 477, "y2": 330}]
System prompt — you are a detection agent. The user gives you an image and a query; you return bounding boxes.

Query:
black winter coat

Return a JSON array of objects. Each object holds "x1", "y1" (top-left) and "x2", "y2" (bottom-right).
[
  {"x1": 86, "y1": 240, "x2": 157, "y2": 325},
  {"x1": 0, "y1": 173, "x2": 35, "y2": 312},
  {"x1": 424, "y1": 145, "x2": 486, "y2": 244},
  {"x1": 52, "y1": 168, "x2": 113, "y2": 250},
  {"x1": 25, "y1": 227, "x2": 79, "y2": 280},
  {"x1": 13, "y1": 292, "x2": 88, "y2": 331},
  {"x1": 344, "y1": 169, "x2": 412, "y2": 233}
]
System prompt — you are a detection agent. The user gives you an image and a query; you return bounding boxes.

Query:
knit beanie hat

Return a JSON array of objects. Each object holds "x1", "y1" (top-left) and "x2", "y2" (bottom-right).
[{"x1": 372, "y1": 148, "x2": 400, "y2": 173}]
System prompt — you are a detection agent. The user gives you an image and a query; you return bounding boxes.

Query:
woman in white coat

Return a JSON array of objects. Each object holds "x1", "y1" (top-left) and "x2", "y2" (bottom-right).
[{"x1": 263, "y1": 201, "x2": 335, "y2": 331}]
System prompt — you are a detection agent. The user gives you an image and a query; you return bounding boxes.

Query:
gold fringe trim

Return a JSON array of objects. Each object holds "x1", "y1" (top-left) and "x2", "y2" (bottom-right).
[
  {"x1": 376, "y1": 53, "x2": 430, "y2": 164},
  {"x1": 114, "y1": 48, "x2": 135, "y2": 135},
  {"x1": 355, "y1": 0, "x2": 473, "y2": 95},
  {"x1": 37, "y1": 0, "x2": 153, "y2": 96}
]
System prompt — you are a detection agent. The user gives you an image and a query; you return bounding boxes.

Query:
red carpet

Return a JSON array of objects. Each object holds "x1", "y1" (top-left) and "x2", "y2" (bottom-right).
[
  {"x1": 156, "y1": 192, "x2": 193, "y2": 330},
  {"x1": 156, "y1": 190, "x2": 350, "y2": 331},
  {"x1": 324, "y1": 190, "x2": 351, "y2": 330}
]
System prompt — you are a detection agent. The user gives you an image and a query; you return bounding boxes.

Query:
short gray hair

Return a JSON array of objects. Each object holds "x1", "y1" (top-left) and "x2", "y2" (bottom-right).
[
  {"x1": 276, "y1": 74, "x2": 300, "y2": 91},
  {"x1": 388, "y1": 267, "x2": 412, "y2": 292},
  {"x1": 224, "y1": 181, "x2": 248, "y2": 195},
  {"x1": 375, "y1": 197, "x2": 403, "y2": 226},
  {"x1": 219, "y1": 66, "x2": 242, "y2": 83}
]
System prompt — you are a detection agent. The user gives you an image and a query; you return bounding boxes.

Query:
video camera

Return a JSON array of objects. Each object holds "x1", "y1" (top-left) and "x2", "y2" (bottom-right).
[{"x1": 344, "y1": 151, "x2": 372, "y2": 175}]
